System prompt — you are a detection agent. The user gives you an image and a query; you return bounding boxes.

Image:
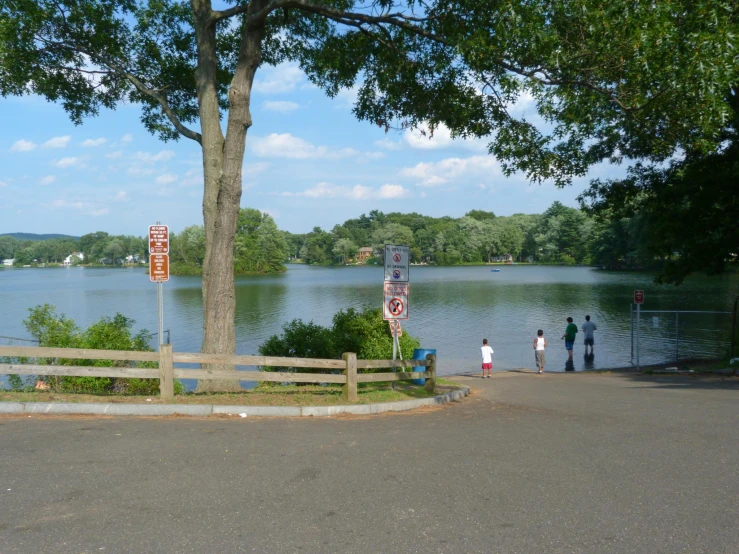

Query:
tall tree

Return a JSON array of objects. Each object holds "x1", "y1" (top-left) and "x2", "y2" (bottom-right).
[
  {"x1": 3, "y1": 0, "x2": 736, "y2": 387},
  {"x1": 580, "y1": 88, "x2": 739, "y2": 282}
]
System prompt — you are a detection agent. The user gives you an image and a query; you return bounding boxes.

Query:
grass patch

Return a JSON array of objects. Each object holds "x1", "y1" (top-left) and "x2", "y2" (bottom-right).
[{"x1": 0, "y1": 382, "x2": 458, "y2": 406}]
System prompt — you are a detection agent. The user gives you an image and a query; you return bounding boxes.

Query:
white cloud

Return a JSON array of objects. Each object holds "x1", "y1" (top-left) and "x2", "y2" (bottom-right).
[
  {"x1": 375, "y1": 138, "x2": 403, "y2": 150},
  {"x1": 10, "y1": 139, "x2": 37, "y2": 152},
  {"x1": 50, "y1": 199, "x2": 109, "y2": 216},
  {"x1": 335, "y1": 83, "x2": 361, "y2": 108},
  {"x1": 53, "y1": 157, "x2": 84, "y2": 168},
  {"x1": 106, "y1": 150, "x2": 124, "y2": 159},
  {"x1": 135, "y1": 150, "x2": 175, "y2": 163},
  {"x1": 0, "y1": 180, "x2": 8, "y2": 188},
  {"x1": 363, "y1": 151, "x2": 386, "y2": 160},
  {"x1": 43, "y1": 135, "x2": 71, "y2": 149},
  {"x1": 288, "y1": 182, "x2": 412, "y2": 200},
  {"x1": 155, "y1": 173, "x2": 178, "y2": 185},
  {"x1": 378, "y1": 184, "x2": 411, "y2": 199},
  {"x1": 38, "y1": 175, "x2": 56, "y2": 185},
  {"x1": 401, "y1": 155, "x2": 500, "y2": 187},
  {"x1": 120, "y1": 133, "x2": 133, "y2": 144},
  {"x1": 404, "y1": 124, "x2": 455, "y2": 149},
  {"x1": 127, "y1": 166, "x2": 156, "y2": 177},
  {"x1": 82, "y1": 137, "x2": 108, "y2": 147},
  {"x1": 253, "y1": 63, "x2": 304, "y2": 94},
  {"x1": 404, "y1": 122, "x2": 487, "y2": 152},
  {"x1": 251, "y1": 133, "x2": 357, "y2": 160},
  {"x1": 113, "y1": 191, "x2": 129, "y2": 202},
  {"x1": 262, "y1": 100, "x2": 300, "y2": 113}
]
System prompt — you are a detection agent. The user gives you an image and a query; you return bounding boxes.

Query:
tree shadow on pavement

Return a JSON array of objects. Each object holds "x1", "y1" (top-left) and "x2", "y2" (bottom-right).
[{"x1": 616, "y1": 372, "x2": 739, "y2": 391}]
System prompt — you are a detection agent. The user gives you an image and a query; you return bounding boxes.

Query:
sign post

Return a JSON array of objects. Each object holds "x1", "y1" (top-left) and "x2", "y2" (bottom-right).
[
  {"x1": 383, "y1": 245, "x2": 410, "y2": 375},
  {"x1": 149, "y1": 225, "x2": 169, "y2": 350},
  {"x1": 634, "y1": 290, "x2": 645, "y2": 369}
]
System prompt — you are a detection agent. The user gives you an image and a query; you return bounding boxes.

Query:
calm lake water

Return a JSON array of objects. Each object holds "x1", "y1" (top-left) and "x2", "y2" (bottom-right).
[{"x1": 1, "y1": 265, "x2": 738, "y2": 377}]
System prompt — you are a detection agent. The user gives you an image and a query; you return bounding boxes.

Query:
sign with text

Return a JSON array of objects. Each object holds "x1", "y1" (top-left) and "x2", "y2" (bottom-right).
[
  {"x1": 149, "y1": 254, "x2": 169, "y2": 282},
  {"x1": 384, "y1": 244, "x2": 410, "y2": 282},
  {"x1": 383, "y1": 282, "x2": 409, "y2": 320},
  {"x1": 148, "y1": 225, "x2": 169, "y2": 254},
  {"x1": 634, "y1": 290, "x2": 645, "y2": 304},
  {"x1": 388, "y1": 320, "x2": 402, "y2": 337}
]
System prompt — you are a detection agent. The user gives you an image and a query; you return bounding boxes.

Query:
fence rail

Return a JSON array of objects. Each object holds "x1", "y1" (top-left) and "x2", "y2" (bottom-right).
[{"x1": 0, "y1": 345, "x2": 436, "y2": 401}]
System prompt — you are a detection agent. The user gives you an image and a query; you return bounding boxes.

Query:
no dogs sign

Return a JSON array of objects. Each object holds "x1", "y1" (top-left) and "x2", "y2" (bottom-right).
[{"x1": 383, "y1": 282, "x2": 409, "y2": 320}]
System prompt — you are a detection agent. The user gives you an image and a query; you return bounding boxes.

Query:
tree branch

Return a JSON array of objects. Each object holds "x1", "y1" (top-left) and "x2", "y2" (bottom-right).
[
  {"x1": 211, "y1": 1, "x2": 250, "y2": 23},
  {"x1": 121, "y1": 71, "x2": 203, "y2": 144},
  {"x1": 31, "y1": 36, "x2": 202, "y2": 144}
]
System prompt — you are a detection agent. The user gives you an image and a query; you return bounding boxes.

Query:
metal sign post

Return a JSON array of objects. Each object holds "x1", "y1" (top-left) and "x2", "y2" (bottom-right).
[
  {"x1": 634, "y1": 290, "x2": 645, "y2": 369},
  {"x1": 383, "y1": 245, "x2": 410, "y2": 381},
  {"x1": 149, "y1": 224, "x2": 169, "y2": 351}
]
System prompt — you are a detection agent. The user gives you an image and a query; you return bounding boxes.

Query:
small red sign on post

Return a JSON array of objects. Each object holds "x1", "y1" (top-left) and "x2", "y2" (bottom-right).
[
  {"x1": 149, "y1": 225, "x2": 169, "y2": 254},
  {"x1": 150, "y1": 254, "x2": 169, "y2": 282},
  {"x1": 388, "y1": 320, "x2": 402, "y2": 337},
  {"x1": 634, "y1": 290, "x2": 645, "y2": 304}
]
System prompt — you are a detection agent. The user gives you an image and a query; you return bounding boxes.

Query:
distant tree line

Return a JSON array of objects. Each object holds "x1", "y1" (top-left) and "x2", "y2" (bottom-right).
[
  {"x1": 1, "y1": 199, "x2": 723, "y2": 274},
  {"x1": 284, "y1": 201, "x2": 658, "y2": 269},
  {"x1": 0, "y1": 233, "x2": 148, "y2": 266},
  {"x1": 0, "y1": 208, "x2": 287, "y2": 275}
]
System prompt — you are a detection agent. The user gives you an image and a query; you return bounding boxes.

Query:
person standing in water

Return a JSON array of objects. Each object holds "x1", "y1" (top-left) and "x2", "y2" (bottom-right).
[
  {"x1": 581, "y1": 315, "x2": 597, "y2": 357},
  {"x1": 481, "y1": 338, "x2": 494, "y2": 378},
  {"x1": 561, "y1": 317, "x2": 578, "y2": 361},
  {"x1": 533, "y1": 329, "x2": 547, "y2": 374}
]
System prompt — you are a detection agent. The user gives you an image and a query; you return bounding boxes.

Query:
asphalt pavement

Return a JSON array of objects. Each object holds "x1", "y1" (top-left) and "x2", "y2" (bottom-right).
[{"x1": 1, "y1": 372, "x2": 738, "y2": 553}]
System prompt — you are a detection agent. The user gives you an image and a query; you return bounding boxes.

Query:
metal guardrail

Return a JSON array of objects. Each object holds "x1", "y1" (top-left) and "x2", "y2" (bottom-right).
[{"x1": 0, "y1": 346, "x2": 436, "y2": 401}]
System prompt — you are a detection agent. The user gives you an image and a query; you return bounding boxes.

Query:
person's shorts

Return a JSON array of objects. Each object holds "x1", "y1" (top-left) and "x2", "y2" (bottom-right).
[
  {"x1": 565, "y1": 340, "x2": 574, "y2": 351},
  {"x1": 584, "y1": 337, "x2": 594, "y2": 346},
  {"x1": 482, "y1": 362, "x2": 492, "y2": 370},
  {"x1": 535, "y1": 350, "x2": 546, "y2": 367}
]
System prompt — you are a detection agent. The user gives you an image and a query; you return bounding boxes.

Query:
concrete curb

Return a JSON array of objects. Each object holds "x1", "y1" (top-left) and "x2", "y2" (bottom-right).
[{"x1": 0, "y1": 387, "x2": 470, "y2": 418}]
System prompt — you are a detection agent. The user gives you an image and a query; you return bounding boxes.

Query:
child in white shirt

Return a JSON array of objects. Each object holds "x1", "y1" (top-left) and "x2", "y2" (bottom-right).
[{"x1": 481, "y1": 338, "x2": 494, "y2": 378}]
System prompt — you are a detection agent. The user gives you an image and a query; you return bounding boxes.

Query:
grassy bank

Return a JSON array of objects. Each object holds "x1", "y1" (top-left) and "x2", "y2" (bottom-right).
[{"x1": 0, "y1": 381, "x2": 462, "y2": 406}]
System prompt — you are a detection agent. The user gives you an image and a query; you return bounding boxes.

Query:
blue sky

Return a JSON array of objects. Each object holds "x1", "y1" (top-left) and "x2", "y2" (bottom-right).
[{"x1": 0, "y1": 62, "x2": 625, "y2": 237}]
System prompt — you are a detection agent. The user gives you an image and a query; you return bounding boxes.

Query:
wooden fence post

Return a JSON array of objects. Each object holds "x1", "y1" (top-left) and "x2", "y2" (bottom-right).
[
  {"x1": 159, "y1": 344, "x2": 174, "y2": 400},
  {"x1": 425, "y1": 353, "x2": 436, "y2": 394},
  {"x1": 342, "y1": 352, "x2": 358, "y2": 402}
]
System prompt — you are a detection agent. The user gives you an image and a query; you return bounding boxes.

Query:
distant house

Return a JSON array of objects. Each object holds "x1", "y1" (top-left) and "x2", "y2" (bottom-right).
[
  {"x1": 125, "y1": 255, "x2": 140, "y2": 264},
  {"x1": 2, "y1": 258, "x2": 14, "y2": 266},
  {"x1": 356, "y1": 247, "x2": 374, "y2": 262},
  {"x1": 62, "y1": 252, "x2": 84, "y2": 266},
  {"x1": 491, "y1": 254, "x2": 513, "y2": 263}
]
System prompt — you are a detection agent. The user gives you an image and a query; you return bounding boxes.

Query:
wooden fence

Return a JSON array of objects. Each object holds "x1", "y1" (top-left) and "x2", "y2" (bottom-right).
[{"x1": 0, "y1": 345, "x2": 436, "y2": 401}]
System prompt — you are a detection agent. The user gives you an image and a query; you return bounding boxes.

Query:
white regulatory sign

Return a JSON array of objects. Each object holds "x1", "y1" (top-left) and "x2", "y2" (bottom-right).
[
  {"x1": 383, "y1": 281, "x2": 409, "y2": 320},
  {"x1": 384, "y1": 244, "x2": 410, "y2": 282}
]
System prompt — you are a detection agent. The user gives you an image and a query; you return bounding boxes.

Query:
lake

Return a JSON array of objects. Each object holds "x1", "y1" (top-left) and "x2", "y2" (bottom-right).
[{"x1": 1, "y1": 265, "x2": 737, "y2": 378}]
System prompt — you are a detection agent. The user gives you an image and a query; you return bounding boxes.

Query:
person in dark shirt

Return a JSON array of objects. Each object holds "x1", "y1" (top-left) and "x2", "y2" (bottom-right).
[{"x1": 561, "y1": 317, "x2": 578, "y2": 361}]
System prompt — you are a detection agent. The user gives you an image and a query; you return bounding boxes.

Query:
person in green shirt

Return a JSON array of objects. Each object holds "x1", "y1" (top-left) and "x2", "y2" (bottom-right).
[{"x1": 561, "y1": 317, "x2": 578, "y2": 361}]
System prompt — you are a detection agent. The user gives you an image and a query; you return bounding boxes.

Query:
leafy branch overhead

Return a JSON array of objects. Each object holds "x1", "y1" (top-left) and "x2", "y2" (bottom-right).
[{"x1": 3, "y1": 0, "x2": 737, "y2": 184}]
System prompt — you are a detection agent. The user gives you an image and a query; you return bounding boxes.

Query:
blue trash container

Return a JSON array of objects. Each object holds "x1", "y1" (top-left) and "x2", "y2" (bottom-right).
[{"x1": 412, "y1": 348, "x2": 436, "y2": 385}]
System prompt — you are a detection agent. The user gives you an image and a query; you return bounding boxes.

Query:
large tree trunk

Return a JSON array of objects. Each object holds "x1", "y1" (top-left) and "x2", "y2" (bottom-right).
[{"x1": 192, "y1": 0, "x2": 266, "y2": 392}]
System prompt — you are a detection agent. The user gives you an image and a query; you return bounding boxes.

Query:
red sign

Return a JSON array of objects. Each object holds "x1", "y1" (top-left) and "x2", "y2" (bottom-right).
[
  {"x1": 388, "y1": 320, "x2": 402, "y2": 337},
  {"x1": 634, "y1": 290, "x2": 645, "y2": 304},
  {"x1": 148, "y1": 225, "x2": 169, "y2": 254},
  {"x1": 150, "y1": 254, "x2": 169, "y2": 282}
]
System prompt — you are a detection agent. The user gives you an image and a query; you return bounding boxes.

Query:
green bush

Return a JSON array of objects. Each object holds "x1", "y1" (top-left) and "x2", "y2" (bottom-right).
[
  {"x1": 21, "y1": 304, "x2": 184, "y2": 395},
  {"x1": 258, "y1": 306, "x2": 421, "y2": 373}
]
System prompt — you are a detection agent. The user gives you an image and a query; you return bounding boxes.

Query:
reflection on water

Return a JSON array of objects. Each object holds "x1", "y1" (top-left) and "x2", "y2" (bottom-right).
[{"x1": 1, "y1": 265, "x2": 737, "y2": 376}]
